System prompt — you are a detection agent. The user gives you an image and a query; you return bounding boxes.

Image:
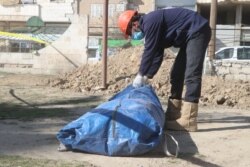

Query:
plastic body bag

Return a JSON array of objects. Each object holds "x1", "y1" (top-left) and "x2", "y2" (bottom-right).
[{"x1": 57, "y1": 85, "x2": 165, "y2": 156}]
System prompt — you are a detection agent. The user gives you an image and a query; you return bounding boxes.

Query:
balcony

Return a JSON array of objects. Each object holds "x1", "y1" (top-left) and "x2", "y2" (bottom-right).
[
  {"x1": 0, "y1": 4, "x2": 39, "y2": 21},
  {"x1": 0, "y1": 1, "x2": 74, "y2": 22}
]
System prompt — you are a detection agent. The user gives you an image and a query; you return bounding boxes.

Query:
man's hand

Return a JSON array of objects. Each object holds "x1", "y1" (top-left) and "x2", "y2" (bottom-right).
[{"x1": 132, "y1": 73, "x2": 148, "y2": 88}]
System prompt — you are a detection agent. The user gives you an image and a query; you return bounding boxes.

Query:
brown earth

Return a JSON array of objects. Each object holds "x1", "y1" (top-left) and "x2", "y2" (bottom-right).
[
  {"x1": 49, "y1": 46, "x2": 250, "y2": 109},
  {"x1": 0, "y1": 72, "x2": 250, "y2": 167},
  {"x1": 1, "y1": 46, "x2": 250, "y2": 167}
]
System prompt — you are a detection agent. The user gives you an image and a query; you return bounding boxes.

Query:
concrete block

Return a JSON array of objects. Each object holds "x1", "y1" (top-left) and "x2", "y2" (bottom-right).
[
  {"x1": 232, "y1": 63, "x2": 243, "y2": 68},
  {"x1": 240, "y1": 67, "x2": 250, "y2": 75},
  {"x1": 224, "y1": 74, "x2": 234, "y2": 80},
  {"x1": 246, "y1": 75, "x2": 250, "y2": 81},
  {"x1": 222, "y1": 61, "x2": 232, "y2": 67},
  {"x1": 229, "y1": 67, "x2": 242, "y2": 74},
  {"x1": 0, "y1": 15, "x2": 88, "y2": 75},
  {"x1": 216, "y1": 67, "x2": 230, "y2": 75},
  {"x1": 214, "y1": 61, "x2": 222, "y2": 66},
  {"x1": 233, "y1": 74, "x2": 247, "y2": 81},
  {"x1": 22, "y1": 54, "x2": 33, "y2": 60}
]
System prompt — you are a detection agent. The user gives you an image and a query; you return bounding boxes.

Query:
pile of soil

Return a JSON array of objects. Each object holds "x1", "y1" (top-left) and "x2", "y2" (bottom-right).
[{"x1": 49, "y1": 46, "x2": 250, "y2": 109}]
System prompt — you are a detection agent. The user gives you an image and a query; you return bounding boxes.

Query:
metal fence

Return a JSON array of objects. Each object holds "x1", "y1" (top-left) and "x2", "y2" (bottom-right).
[
  {"x1": 0, "y1": 25, "x2": 69, "y2": 53},
  {"x1": 0, "y1": 39, "x2": 45, "y2": 53},
  {"x1": 1, "y1": 27, "x2": 250, "y2": 53}
]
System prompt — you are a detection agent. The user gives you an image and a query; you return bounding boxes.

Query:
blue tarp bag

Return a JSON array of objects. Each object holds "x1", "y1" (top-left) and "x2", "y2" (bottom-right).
[{"x1": 57, "y1": 85, "x2": 165, "y2": 156}]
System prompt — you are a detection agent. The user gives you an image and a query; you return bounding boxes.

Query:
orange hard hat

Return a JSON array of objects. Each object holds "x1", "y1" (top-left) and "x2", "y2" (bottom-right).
[{"x1": 118, "y1": 10, "x2": 138, "y2": 37}]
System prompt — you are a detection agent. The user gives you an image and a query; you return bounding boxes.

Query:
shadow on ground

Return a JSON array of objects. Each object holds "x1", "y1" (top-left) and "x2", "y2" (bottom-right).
[
  {"x1": 0, "y1": 88, "x2": 103, "y2": 120},
  {"x1": 198, "y1": 112, "x2": 250, "y2": 132}
]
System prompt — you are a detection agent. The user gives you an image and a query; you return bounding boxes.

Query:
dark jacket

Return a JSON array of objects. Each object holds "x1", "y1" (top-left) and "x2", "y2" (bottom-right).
[{"x1": 138, "y1": 7, "x2": 209, "y2": 78}]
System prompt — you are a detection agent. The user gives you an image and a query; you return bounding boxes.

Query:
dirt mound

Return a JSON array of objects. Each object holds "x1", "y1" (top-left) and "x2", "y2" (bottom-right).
[
  {"x1": 49, "y1": 46, "x2": 250, "y2": 109},
  {"x1": 200, "y1": 76, "x2": 250, "y2": 109}
]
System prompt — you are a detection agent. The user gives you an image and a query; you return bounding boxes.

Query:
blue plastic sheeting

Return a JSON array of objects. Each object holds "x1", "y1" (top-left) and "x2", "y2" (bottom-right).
[{"x1": 57, "y1": 85, "x2": 165, "y2": 156}]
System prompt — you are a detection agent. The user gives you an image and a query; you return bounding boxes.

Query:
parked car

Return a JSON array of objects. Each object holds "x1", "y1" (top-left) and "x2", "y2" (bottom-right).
[{"x1": 215, "y1": 46, "x2": 250, "y2": 60}]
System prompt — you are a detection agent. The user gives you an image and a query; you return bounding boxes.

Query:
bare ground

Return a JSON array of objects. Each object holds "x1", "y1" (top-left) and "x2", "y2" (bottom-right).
[{"x1": 0, "y1": 72, "x2": 250, "y2": 167}]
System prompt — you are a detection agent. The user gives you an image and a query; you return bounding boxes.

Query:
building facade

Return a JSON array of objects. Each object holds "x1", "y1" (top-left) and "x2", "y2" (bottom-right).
[
  {"x1": 0, "y1": 0, "x2": 88, "y2": 74},
  {"x1": 197, "y1": 0, "x2": 250, "y2": 50},
  {"x1": 0, "y1": 0, "x2": 201, "y2": 74},
  {"x1": 4, "y1": 0, "x2": 241, "y2": 74}
]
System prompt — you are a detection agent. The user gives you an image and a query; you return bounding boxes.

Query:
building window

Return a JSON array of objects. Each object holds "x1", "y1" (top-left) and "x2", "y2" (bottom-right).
[
  {"x1": 109, "y1": 4, "x2": 115, "y2": 17},
  {"x1": 20, "y1": 0, "x2": 37, "y2": 4},
  {"x1": 9, "y1": 41, "x2": 45, "y2": 53},
  {"x1": 237, "y1": 48, "x2": 250, "y2": 59},
  {"x1": 215, "y1": 48, "x2": 234, "y2": 59},
  {"x1": 90, "y1": 4, "x2": 116, "y2": 17},
  {"x1": 217, "y1": 5, "x2": 236, "y2": 25},
  {"x1": 242, "y1": 4, "x2": 250, "y2": 26},
  {"x1": 91, "y1": 4, "x2": 103, "y2": 17},
  {"x1": 199, "y1": 4, "x2": 236, "y2": 25},
  {"x1": 50, "y1": 0, "x2": 66, "y2": 3}
]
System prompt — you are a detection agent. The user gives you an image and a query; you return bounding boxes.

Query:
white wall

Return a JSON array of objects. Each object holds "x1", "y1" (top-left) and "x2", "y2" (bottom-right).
[
  {"x1": 40, "y1": 2, "x2": 74, "y2": 22},
  {"x1": 214, "y1": 60, "x2": 250, "y2": 80},
  {"x1": 0, "y1": 5, "x2": 39, "y2": 21},
  {"x1": 0, "y1": 15, "x2": 89, "y2": 75},
  {"x1": 216, "y1": 25, "x2": 236, "y2": 50},
  {"x1": 0, "y1": 0, "x2": 74, "y2": 22},
  {"x1": 155, "y1": 0, "x2": 196, "y2": 10}
]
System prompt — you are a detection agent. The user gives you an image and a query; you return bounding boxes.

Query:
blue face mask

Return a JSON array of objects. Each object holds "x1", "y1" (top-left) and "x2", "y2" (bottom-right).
[{"x1": 131, "y1": 31, "x2": 145, "y2": 40}]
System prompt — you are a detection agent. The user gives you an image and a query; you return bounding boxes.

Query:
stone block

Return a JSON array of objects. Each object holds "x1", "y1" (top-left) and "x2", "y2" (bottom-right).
[
  {"x1": 216, "y1": 66, "x2": 230, "y2": 75},
  {"x1": 233, "y1": 74, "x2": 247, "y2": 81},
  {"x1": 240, "y1": 67, "x2": 250, "y2": 75},
  {"x1": 232, "y1": 63, "x2": 242, "y2": 68},
  {"x1": 229, "y1": 67, "x2": 242, "y2": 74},
  {"x1": 222, "y1": 61, "x2": 232, "y2": 67}
]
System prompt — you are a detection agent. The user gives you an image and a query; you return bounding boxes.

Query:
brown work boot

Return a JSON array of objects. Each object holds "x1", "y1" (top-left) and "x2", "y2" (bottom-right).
[
  {"x1": 166, "y1": 101, "x2": 198, "y2": 132},
  {"x1": 165, "y1": 98, "x2": 182, "y2": 121}
]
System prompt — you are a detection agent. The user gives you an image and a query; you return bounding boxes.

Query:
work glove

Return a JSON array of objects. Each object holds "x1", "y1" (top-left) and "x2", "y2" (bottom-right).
[{"x1": 132, "y1": 73, "x2": 148, "y2": 88}]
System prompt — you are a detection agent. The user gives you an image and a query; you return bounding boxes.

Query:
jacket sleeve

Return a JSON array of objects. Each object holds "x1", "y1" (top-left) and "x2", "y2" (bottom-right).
[{"x1": 138, "y1": 20, "x2": 165, "y2": 79}]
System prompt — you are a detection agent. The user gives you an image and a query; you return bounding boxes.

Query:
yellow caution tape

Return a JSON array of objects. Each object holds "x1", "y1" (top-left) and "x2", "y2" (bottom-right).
[{"x1": 0, "y1": 31, "x2": 48, "y2": 45}]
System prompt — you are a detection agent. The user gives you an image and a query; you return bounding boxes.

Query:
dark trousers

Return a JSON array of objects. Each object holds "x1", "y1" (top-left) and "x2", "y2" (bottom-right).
[{"x1": 170, "y1": 25, "x2": 211, "y2": 103}]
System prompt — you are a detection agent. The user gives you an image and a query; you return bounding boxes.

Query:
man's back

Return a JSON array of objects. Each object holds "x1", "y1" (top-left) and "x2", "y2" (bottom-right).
[{"x1": 140, "y1": 7, "x2": 208, "y2": 47}]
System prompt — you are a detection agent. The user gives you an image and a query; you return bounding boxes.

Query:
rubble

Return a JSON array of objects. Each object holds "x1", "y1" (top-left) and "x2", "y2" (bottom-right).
[{"x1": 49, "y1": 46, "x2": 250, "y2": 109}]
